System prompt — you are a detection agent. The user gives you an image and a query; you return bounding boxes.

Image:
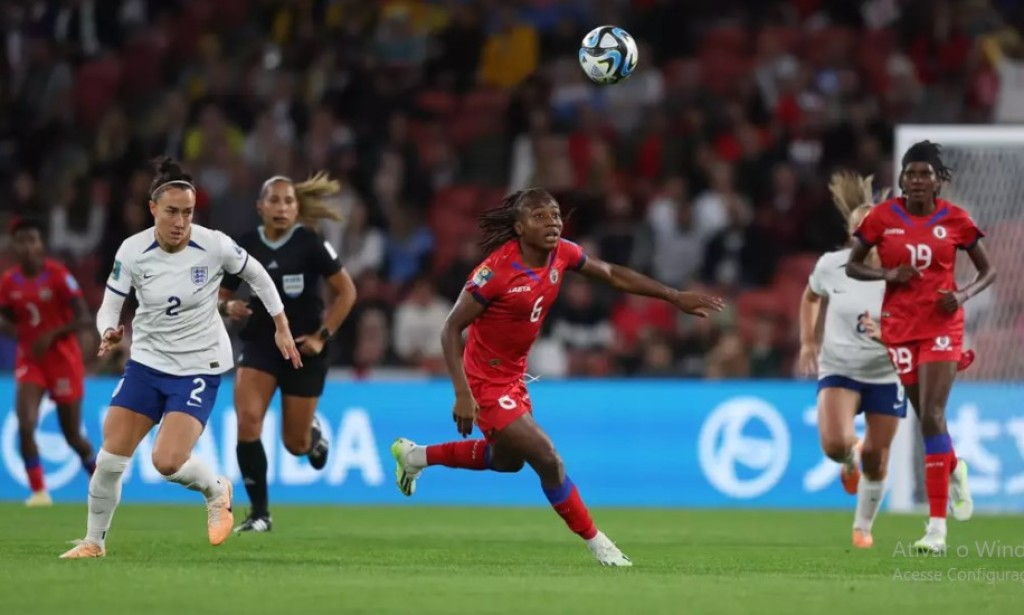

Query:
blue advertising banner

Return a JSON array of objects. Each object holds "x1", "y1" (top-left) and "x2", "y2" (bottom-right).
[{"x1": 0, "y1": 378, "x2": 1021, "y2": 510}]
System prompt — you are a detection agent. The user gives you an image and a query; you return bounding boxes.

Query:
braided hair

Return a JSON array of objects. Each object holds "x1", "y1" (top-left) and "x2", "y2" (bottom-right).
[
  {"x1": 901, "y1": 140, "x2": 954, "y2": 186},
  {"x1": 478, "y1": 188, "x2": 556, "y2": 256}
]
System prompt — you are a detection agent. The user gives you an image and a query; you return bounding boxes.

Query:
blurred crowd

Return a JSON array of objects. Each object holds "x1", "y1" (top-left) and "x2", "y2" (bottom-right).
[{"x1": 1, "y1": 0, "x2": 1022, "y2": 380}]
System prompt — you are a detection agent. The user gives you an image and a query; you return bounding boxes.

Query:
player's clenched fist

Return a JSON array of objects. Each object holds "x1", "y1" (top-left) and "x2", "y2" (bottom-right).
[
  {"x1": 859, "y1": 311, "x2": 882, "y2": 342},
  {"x1": 224, "y1": 300, "x2": 252, "y2": 321},
  {"x1": 98, "y1": 326, "x2": 124, "y2": 357},
  {"x1": 937, "y1": 289, "x2": 966, "y2": 313},
  {"x1": 452, "y1": 392, "x2": 479, "y2": 438},
  {"x1": 884, "y1": 264, "x2": 922, "y2": 284}
]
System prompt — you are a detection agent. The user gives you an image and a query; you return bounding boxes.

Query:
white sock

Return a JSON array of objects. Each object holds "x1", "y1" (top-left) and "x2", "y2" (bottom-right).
[
  {"x1": 853, "y1": 478, "x2": 885, "y2": 532},
  {"x1": 408, "y1": 445, "x2": 428, "y2": 468},
  {"x1": 164, "y1": 456, "x2": 223, "y2": 502},
  {"x1": 927, "y1": 517, "x2": 948, "y2": 535},
  {"x1": 86, "y1": 449, "x2": 131, "y2": 548}
]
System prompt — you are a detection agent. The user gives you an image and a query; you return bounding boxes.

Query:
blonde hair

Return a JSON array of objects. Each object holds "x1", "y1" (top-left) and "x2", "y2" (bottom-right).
[
  {"x1": 828, "y1": 171, "x2": 891, "y2": 225},
  {"x1": 261, "y1": 172, "x2": 343, "y2": 225}
]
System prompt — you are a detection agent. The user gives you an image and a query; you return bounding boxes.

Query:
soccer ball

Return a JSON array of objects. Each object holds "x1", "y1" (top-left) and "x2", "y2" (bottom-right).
[{"x1": 578, "y1": 26, "x2": 639, "y2": 85}]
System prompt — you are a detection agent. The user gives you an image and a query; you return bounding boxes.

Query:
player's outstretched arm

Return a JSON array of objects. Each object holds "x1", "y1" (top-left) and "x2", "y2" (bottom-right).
[
  {"x1": 576, "y1": 256, "x2": 724, "y2": 318},
  {"x1": 441, "y1": 290, "x2": 487, "y2": 436},
  {"x1": 938, "y1": 240, "x2": 997, "y2": 313},
  {"x1": 797, "y1": 285, "x2": 823, "y2": 377}
]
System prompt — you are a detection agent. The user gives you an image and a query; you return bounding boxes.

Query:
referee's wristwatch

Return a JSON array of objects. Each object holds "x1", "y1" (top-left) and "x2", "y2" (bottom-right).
[{"x1": 317, "y1": 326, "x2": 333, "y2": 341}]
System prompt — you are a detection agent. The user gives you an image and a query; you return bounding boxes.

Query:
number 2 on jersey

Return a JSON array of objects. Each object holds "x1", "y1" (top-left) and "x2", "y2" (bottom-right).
[
  {"x1": 906, "y1": 244, "x2": 932, "y2": 270},
  {"x1": 166, "y1": 296, "x2": 182, "y2": 316},
  {"x1": 529, "y1": 297, "x2": 544, "y2": 323}
]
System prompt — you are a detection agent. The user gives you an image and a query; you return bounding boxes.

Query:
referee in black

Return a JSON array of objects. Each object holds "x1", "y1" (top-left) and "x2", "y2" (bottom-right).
[{"x1": 220, "y1": 172, "x2": 357, "y2": 532}]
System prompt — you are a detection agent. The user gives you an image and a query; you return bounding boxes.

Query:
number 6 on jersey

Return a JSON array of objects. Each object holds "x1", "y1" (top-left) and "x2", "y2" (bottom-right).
[{"x1": 529, "y1": 297, "x2": 544, "y2": 322}]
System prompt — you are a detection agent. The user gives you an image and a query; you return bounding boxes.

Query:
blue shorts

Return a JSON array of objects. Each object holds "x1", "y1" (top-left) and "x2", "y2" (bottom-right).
[
  {"x1": 818, "y1": 375, "x2": 907, "y2": 418},
  {"x1": 110, "y1": 360, "x2": 222, "y2": 426}
]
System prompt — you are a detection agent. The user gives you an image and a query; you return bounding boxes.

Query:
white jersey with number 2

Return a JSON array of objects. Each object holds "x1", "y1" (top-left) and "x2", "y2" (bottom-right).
[{"x1": 105, "y1": 224, "x2": 276, "y2": 376}]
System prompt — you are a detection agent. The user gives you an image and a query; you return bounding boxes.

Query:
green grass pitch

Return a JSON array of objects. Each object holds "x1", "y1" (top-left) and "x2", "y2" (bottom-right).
[{"x1": 1, "y1": 504, "x2": 1021, "y2": 614}]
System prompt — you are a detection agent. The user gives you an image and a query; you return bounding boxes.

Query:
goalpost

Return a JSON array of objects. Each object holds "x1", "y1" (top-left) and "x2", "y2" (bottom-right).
[{"x1": 887, "y1": 125, "x2": 1024, "y2": 513}]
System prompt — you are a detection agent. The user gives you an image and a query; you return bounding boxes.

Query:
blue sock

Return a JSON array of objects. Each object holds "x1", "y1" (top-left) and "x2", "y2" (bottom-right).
[
  {"x1": 923, "y1": 434, "x2": 952, "y2": 455},
  {"x1": 543, "y1": 476, "x2": 575, "y2": 506}
]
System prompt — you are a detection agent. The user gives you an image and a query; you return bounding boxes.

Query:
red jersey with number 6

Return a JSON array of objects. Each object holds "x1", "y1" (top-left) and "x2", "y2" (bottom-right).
[
  {"x1": 853, "y1": 197, "x2": 984, "y2": 345},
  {"x1": 0, "y1": 259, "x2": 83, "y2": 352},
  {"x1": 463, "y1": 238, "x2": 587, "y2": 386}
]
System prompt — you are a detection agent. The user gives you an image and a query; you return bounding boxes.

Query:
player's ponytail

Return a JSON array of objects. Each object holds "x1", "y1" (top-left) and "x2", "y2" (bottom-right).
[
  {"x1": 827, "y1": 171, "x2": 892, "y2": 224},
  {"x1": 261, "y1": 172, "x2": 343, "y2": 226},
  {"x1": 294, "y1": 172, "x2": 344, "y2": 224},
  {"x1": 478, "y1": 188, "x2": 555, "y2": 256},
  {"x1": 149, "y1": 156, "x2": 196, "y2": 202}
]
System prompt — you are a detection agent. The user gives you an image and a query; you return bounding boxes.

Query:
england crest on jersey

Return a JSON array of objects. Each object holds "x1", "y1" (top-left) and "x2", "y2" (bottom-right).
[{"x1": 191, "y1": 266, "x2": 209, "y2": 285}]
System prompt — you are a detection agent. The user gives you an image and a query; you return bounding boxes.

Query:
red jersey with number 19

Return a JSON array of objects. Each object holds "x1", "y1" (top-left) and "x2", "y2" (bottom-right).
[
  {"x1": 854, "y1": 197, "x2": 984, "y2": 345},
  {"x1": 463, "y1": 238, "x2": 586, "y2": 387}
]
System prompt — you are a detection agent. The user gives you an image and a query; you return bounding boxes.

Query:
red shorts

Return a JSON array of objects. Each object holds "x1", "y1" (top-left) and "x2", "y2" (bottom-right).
[
  {"x1": 15, "y1": 346, "x2": 85, "y2": 404},
  {"x1": 886, "y1": 333, "x2": 963, "y2": 386},
  {"x1": 471, "y1": 379, "x2": 532, "y2": 442}
]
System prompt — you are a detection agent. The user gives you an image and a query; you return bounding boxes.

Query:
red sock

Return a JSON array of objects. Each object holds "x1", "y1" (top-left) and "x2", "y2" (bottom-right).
[
  {"x1": 544, "y1": 477, "x2": 598, "y2": 540},
  {"x1": 26, "y1": 464, "x2": 45, "y2": 493},
  {"x1": 925, "y1": 453, "x2": 950, "y2": 518},
  {"x1": 426, "y1": 440, "x2": 490, "y2": 470}
]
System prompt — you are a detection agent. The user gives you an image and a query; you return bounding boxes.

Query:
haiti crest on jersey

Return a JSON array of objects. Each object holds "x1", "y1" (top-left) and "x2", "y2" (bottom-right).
[{"x1": 191, "y1": 266, "x2": 209, "y2": 285}]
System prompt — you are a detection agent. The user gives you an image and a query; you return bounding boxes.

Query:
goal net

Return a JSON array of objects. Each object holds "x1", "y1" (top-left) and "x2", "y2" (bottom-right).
[{"x1": 887, "y1": 125, "x2": 1024, "y2": 513}]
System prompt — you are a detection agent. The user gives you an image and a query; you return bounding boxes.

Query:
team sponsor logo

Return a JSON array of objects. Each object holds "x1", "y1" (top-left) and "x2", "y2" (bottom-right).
[
  {"x1": 933, "y1": 225, "x2": 947, "y2": 239},
  {"x1": 282, "y1": 274, "x2": 305, "y2": 298},
  {"x1": 884, "y1": 228, "x2": 905, "y2": 235},
  {"x1": 699, "y1": 397, "x2": 790, "y2": 498},
  {"x1": 191, "y1": 266, "x2": 209, "y2": 285},
  {"x1": 472, "y1": 266, "x2": 494, "y2": 287},
  {"x1": 507, "y1": 285, "x2": 531, "y2": 294},
  {"x1": 549, "y1": 269, "x2": 559, "y2": 283},
  {"x1": 111, "y1": 260, "x2": 123, "y2": 281}
]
